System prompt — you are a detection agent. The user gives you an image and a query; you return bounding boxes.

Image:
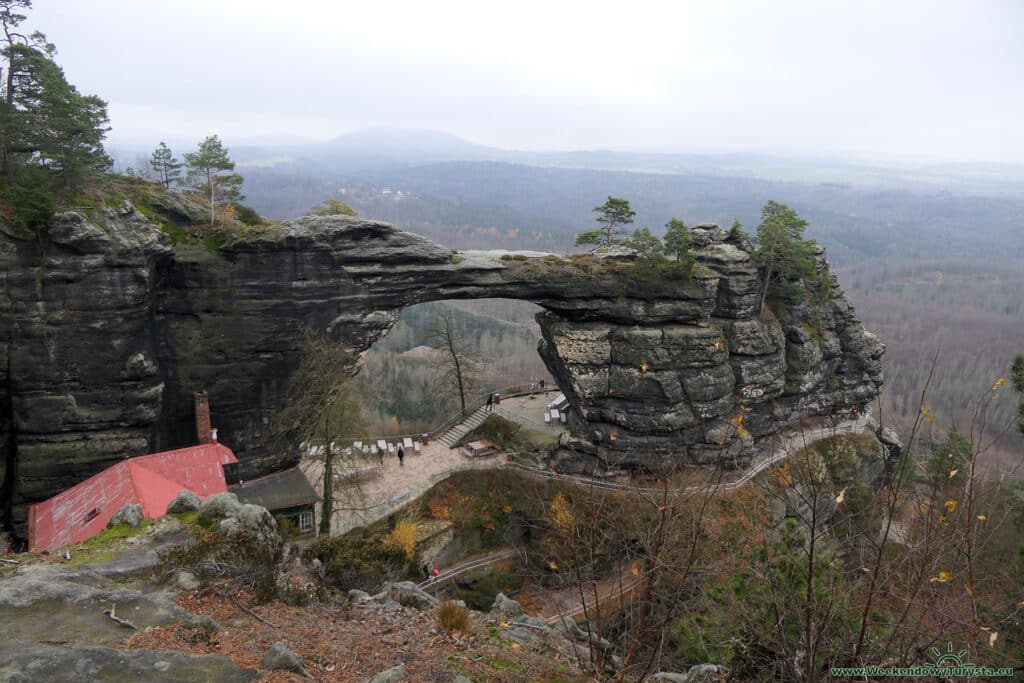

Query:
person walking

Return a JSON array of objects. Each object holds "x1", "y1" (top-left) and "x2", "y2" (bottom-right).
[
  {"x1": 486, "y1": 393, "x2": 494, "y2": 411},
  {"x1": 397, "y1": 445, "x2": 405, "y2": 467}
]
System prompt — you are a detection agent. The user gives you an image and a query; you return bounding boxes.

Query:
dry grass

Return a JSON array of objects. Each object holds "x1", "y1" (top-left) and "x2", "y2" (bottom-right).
[{"x1": 436, "y1": 600, "x2": 470, "y2": 633}]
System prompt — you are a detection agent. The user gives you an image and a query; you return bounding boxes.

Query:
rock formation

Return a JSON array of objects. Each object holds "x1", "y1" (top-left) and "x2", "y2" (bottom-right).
[{"x1": 0, "y1": 199, "x2": 883, "y2": 537}]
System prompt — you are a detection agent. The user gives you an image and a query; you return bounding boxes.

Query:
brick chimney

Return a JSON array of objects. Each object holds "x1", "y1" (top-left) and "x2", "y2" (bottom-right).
[{"x1": 194, "y1": 391, "x2": 212, "y2": 445}]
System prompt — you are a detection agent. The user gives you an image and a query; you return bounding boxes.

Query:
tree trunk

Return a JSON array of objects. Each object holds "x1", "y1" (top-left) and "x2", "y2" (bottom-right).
[
  {"x1": 449, "y1": 333, "x2": 466, "y2": 412},
  {"x1": 206, "y1": 168, "x2": 216, "y2": 226},
  {"x1": 319, "y1": 423, "x2": 333, "y2": 535},
  {"x1": 758, "y1": 251, "x2": 775, "y2": 318}
]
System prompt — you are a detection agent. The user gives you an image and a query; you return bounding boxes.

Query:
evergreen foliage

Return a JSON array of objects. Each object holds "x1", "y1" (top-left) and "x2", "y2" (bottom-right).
[
  {"x1": 622, "y1": 226, "x2": 662, "y2": 260},
  {"x1": 149, "y1": 141, "x2": 182, "y2": 188},
  {"x1": 310, "y1": 197, "x2": 357, "y2": 216},
  {"x1": 753, "y1": 200, "x2": 817, "y2": 315},
  {"x1": 663, "y1": 217, "x2": 695, "y2": 276},
  {"x1": 726, "y1": 218, "x2": 751, "y2": 250},
  {"x1": 576, "y1": 195, "x2": 635, "y2": 248},
  {"x1": 184, "y1": 134, "x2": 244, "y2": 226},
  {"x1": 0, "y1": 2, "x2": 110, "y2": 199}
]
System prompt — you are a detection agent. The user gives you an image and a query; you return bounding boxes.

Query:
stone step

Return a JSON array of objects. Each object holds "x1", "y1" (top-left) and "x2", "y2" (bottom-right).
[{"x1": 437, "y1": 406, "x2": 491, "y2": 447}]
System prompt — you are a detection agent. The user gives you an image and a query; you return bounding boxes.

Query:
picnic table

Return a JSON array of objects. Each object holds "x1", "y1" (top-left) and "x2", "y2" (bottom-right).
[{"x1": 460, "y1": 439, "x2": 500, "y2": 459}]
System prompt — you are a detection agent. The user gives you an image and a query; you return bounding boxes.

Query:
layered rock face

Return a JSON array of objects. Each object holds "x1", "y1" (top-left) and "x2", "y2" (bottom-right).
[
  {"x1": 0, "y1": 204, "x2": 883, "y2": 536},
  {"x1": 539, "y1": 226, "x2": 884, "y2": 468}
]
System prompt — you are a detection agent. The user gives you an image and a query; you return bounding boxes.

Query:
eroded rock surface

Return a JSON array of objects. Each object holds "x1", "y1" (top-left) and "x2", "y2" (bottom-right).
[{"x1": 0, "y1": 201, "x2": 883, "y2": 535}]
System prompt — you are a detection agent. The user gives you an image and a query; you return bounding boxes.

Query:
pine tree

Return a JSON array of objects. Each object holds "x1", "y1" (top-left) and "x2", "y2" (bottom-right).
[
  {"x1": 0, "y1": 3, "x2": 110, "y2": 189},
  {"x1": 149, "y1": 141, "x2": 182, "y2": 188},
  {"x1": 622, "y1": 226, "x2": 663, "y2": 260},
  {"x1": 310, "y1": 197, "x2": 357, "y2": 216},
  {"x1": 753, "y1": 200, "x2": 816, "y2": 316},
  {"x1": 576, "y1": 196, "x2": 635, "y2": 248},
  {"x1": 663, "y1": 217, "x2": 695, "y2": 277},
  {"x1": 184, "y1": 135, "x2": 244, "y2": 226}
]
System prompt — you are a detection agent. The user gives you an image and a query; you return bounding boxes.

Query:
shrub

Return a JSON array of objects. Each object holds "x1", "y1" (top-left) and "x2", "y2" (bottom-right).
[
  {"x1": 234, "y1": 204, "x2": 264, "y2": 225},
  {"x1": 385, "y1": 520, "x2": 418, "y2": 560},
  {"x1": 275, "y1": 514, "x2": 298, "y2": 540},
  {"x1": 302, "y1": 530, "x2": 408, "y2": 593},
  {"x1": 159, "y1": 527, "x2": 282, "y2": 603},
  {"x1": 437, "y1": 599, "x2": 470, "y2": 633}
]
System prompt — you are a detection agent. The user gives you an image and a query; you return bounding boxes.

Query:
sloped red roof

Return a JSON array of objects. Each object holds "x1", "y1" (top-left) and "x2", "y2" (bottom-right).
[{"x1": 28, "y1": 442, "x2": 237, "y2": 552}]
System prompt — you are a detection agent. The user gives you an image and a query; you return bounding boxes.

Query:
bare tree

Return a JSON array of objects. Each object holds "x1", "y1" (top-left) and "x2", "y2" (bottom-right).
[
  {"x1": 426, "y1": 305, "x2": 477, "y2": 413},
  {"x1": 275, "y1": 328, "x2": 366, "y2": 535}
]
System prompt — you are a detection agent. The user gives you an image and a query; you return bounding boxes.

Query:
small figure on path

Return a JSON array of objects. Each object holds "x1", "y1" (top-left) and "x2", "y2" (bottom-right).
[
  {"x1": 432, "y1": 566, "x2": 440, "y2": 578},
  {"x1": 422, "y1": 563, "x2": 431, "y2": 580},
  {"x1": 486, "y1": 393, "x2": 494, "y2": 410},
  {"x1": 397, "y1": 445, "x2": 405, "y2": 467},
  {"x1": 539, "y1": 378, "x2": 545, "y2": 390}
]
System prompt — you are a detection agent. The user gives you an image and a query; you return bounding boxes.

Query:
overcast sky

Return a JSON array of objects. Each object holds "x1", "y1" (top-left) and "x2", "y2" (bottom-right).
[{"x1": 33, "y1": 0, "x2": 1024, "y2": 162}]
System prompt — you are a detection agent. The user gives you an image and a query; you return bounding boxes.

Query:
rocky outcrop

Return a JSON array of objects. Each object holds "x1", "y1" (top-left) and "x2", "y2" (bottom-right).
[{"x1": 0, "y1": 198, "x2": 883, "y2": 537}]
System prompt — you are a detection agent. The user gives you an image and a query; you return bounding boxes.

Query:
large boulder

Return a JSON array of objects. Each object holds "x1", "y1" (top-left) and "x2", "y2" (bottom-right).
[
  {"x1": 217, "y1": 504, "x2": 280, "y2": 549},
  {"x1": 198, "y1": 492, "x2": 241, "y2": 521},
  {"x1": 166, "y1": 490, "x2": 201, "y2": 514},
  {"x1": 261, "y1": 642, "x2": 304, "y2": 674},
  {"x1": 384, "y1": 581, "x2": 438, "y2": 609},
  {"x1": 364, "y1": 664, "x2": 407, "y2": 682},
  {"x1": 652, "y1": 664, "x2": 722, "y2": 682},
  {"x1": 107, "y1": 503, "x2": 143, "y2": 529},
  {"x1": 490, "y1": 592, "x2": 524, "y2": 618}
]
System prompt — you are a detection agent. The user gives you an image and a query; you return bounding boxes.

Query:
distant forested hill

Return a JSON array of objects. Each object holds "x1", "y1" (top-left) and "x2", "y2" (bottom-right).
[{"x1": 243, "y1": 161, "x2": 1024, "y2": 268}]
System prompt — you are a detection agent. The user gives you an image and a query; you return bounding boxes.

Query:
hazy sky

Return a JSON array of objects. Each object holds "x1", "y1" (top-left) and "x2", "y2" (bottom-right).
[{"x1": 33, "y1": 0, "x2": 1024, "y2": 162}]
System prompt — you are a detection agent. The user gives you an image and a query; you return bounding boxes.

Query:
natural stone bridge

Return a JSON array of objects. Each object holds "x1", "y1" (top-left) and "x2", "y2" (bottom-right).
[{"x1": 0, "y1": 201, "x2": 884, "y2": 536}]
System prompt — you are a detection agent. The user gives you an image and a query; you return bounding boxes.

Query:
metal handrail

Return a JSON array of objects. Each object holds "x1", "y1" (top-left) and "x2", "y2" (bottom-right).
[
  {"x1": 331, "y1": 384, "x2": 556, "y2": 448},
  {"x1": 426, "y1": 383, "x2": 544, "y2": 439}
]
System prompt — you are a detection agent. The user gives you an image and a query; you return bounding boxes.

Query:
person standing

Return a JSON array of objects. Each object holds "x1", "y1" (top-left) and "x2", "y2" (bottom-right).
[
  {"x1": 486, "y1": 393, "x2": 494, "y2": 410},
  {"x1": 397, "y1": 445, "x2": 405, "y2": 467}
]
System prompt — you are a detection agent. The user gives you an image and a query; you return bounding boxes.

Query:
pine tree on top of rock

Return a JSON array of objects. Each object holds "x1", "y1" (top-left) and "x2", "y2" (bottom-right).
[
  {"x1": 753, "y1": 200, "x2": 816, "y2": 316},
  {"x1": 149, "y1": 142, "x2": 182, "y2": 189},
  {"x1": 576, "y1": 195, "x2": 635, "y2": 248},
  {"x1": 184, "y1": 135, "x2": 244, "y2": 227}
]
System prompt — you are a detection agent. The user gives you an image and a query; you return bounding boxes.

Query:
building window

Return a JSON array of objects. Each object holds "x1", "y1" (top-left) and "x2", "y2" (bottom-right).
[{"x1": 298, "y1": 511, "x2": 314, "y2": 533}]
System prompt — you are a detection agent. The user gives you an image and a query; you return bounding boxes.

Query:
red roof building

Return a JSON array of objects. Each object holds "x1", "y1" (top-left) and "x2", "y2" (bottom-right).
[{"x1": 28, "y1": 442, "x2": 237, "y2": 552}]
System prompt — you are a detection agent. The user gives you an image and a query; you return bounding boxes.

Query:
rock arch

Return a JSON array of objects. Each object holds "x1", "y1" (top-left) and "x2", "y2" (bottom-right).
[{"x1": 0, "y1": 209, "x2": 884, "y2": 534}]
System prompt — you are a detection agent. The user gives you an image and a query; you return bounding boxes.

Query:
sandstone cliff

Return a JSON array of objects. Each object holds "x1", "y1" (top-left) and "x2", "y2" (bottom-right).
[{"x1": 0, "y1": 199, "x2": 883, "y2": 537}]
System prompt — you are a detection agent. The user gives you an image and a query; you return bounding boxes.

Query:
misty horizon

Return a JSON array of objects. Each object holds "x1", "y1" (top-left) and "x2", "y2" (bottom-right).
[{"x1": 37, "y1": 0, "x2": 1024, "y2": 166}]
